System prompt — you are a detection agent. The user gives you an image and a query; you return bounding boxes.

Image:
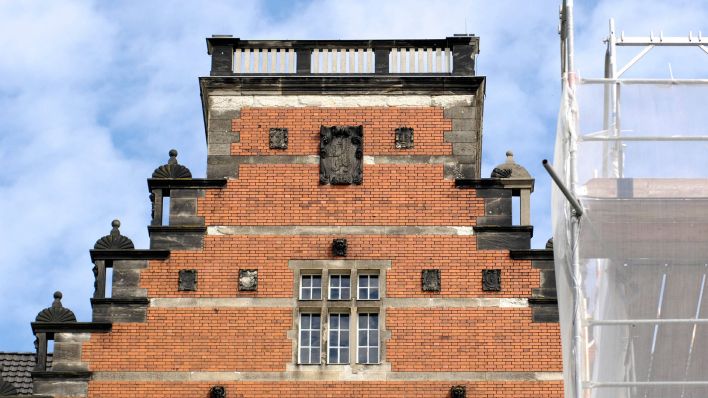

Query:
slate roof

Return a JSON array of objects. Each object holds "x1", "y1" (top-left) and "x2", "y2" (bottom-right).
[{"x1": 0, "y1": 352, "x2": 52, "y2": 395}]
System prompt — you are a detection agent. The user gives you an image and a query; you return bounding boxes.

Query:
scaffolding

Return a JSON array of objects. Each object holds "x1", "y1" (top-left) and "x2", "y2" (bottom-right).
[{"x1": 552, "y1": 1, "x2": 708, "y2": 397}]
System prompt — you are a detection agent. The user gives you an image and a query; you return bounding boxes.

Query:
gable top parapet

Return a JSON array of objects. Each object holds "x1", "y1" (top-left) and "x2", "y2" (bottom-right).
[{"x1": 205, "y1": 35, "x2": 479, "y2": 76}]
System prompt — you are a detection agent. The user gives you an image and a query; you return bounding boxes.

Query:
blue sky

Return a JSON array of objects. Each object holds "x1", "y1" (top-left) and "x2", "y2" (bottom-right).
[{"x1": 1, "y1": 0, "x2": 706, "y2": 351}]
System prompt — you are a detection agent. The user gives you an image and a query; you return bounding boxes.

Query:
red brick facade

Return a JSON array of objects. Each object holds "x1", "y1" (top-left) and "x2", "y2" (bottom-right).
[{"x1": 79, "y1": 104, "x2": 562, "y2": 397}]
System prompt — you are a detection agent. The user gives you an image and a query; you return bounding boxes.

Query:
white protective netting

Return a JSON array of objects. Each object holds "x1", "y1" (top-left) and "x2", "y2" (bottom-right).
[{"x1": 553, "y1": 78, "x2": 708, "y2": 398}]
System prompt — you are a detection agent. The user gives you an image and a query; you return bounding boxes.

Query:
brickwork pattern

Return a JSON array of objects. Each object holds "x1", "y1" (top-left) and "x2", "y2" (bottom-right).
[
  {"x1": 140, "y1": 237, "x2": 539, "y2": 298},
  {"x1": 88, "y1": 381, "x2": 563, "y2": 398},
  {"x1": 199, "y1": 164, "x2": 481, "y2": 225},
  {"x1": 387, "y1": 308, "x2": 562, "y2": 371},
  {"x1": 231, "y1": 107, "x2": 453, "y2": 156}
]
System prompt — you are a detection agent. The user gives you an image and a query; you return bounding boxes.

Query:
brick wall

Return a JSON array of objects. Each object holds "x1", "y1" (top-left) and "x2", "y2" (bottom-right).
[{"x1": 82, "y1": 105, "x2": 562, "y2": 397}]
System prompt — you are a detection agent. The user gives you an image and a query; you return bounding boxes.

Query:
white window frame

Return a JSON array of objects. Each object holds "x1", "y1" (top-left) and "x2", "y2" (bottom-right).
[
  {"x1": 328, "y1": 274, "x2": 351, "y2": 300},
  {"x1": 357, "y1": 273, "x2": 380, "y2": 300},
  {"x1": 298, "y1": 313, "x2": 321, "y2": 364},
  {"x1": 300, "y1": 273, "x2": 322, "y2": 300},
  {"x1": 328, "y1": 312, "x2": 350, "y2": 364},
  {"x1": 357, "y1": 312, "x2": 380, "y2": 364}
]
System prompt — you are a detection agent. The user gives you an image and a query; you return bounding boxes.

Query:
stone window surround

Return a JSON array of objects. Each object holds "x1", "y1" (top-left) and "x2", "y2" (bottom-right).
[{"x1": 288, "y1": 259, "x2": 391, "y2": 371}]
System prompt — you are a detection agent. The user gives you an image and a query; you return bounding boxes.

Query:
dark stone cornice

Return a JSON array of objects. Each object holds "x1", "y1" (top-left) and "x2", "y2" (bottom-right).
[
  {"x1": 199, "y1": 75, "x2": 485, "y2": 96},
  {"x1": 147, "y1": 226, "x2": 207, "y2": 233},
  {"x1": 31, "y1": 371, "x2": 91, "y2": 381},
  {"x1": 473, "y1": 225, "x2": 534, "y2": 237},
  {"x1": 90, "y1": 298, "x2": 150, "y2": 306},
  {"x1": 510, "y1": 249, "x2": 554, "y2": 261},
  {"x1": 147, "y1": 178, "x2": 227, "y2": 191},
  {"x1": 31, "y1": 322, "x2": 111, "y2": 335},
  {"x1": 90, "y1": 249, "x2": 170, "y2": 262}
]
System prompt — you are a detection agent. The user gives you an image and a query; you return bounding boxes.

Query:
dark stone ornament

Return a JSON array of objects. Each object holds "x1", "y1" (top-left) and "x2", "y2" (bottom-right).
[
  {"x1": 238, "y1": 269, "x2": 258, "y2": 291},
  {"x1": 0, "y1": 376, "x2": 18, "y2": 396},
  {"x1": 395, "y1": 127, "x2": 414, "y2": 149},
  {"x1": 178, "y1": 270, "x2": 198, "y2": 291},
  {"x1": 546, "y1": 237, "x2": 554, "y2": 249},
  {"x1": 152, "y1": 149, "x2": 192, "y2": 179},
  {"x1": 451, "y1": 385, "x2": 466, "y2": 398},
  {"x1": 94, "y1": 219, "x2": 135, "y2": 250},
  {"x1": 35, "y1": 291, "x2": 77, "y2": 323},
  {"x1": 332, "y1": 239, "x2": 347, "y2": 257},
  {"x1": 422, "y1": 269, "x2": 441, "y2": 292},
  {"x1": 210, "y1": 386, "x2": 226, "y2": 398},
  {"x1": 319, "y1": 125, "x2": 363, "y2": 185},
  {"x1": 491, "y1": 167, "x2": 512, "y2": 178},
  {"x1": 269, "y1": 128, "x2": 288, "y2": 149},
  {"x1": 482, "y1": 269, "x2": 502, "y2": 292}
]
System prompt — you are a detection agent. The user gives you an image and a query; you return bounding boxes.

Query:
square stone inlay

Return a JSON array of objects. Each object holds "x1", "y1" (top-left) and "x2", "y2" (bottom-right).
[
  {"x1": 422, "y1": 269, "x2": 441, "y2": 292},
  {"x1": 269, "y1": 128, "x2": 288, "y2": 149},
  {"x1": 395, "y1": 127, "x2": 414, "y2": 149},
  {"x1": 239, "y1": 269, "x2": 258, "y2": 291},
  {"x1": 178, "y1": 269, "x2": 197, "y2": 291},
  {"x1": 482, "y1": 269, "x2": 501, "y2": 291}
]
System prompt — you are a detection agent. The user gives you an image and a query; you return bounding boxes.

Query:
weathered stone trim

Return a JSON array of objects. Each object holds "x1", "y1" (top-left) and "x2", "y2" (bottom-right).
[
  {"x1": 151, "y1": 298, "x2": 294, "y2": 308},
  {"x1": 209, "y1": 94, "x2": 474, "y2": 110},
  {"x1": 149, "y1": 297, "x2": 527, "y2": 309},
  {"x1": 208, "y1": 226, "x2": 474, "y2": 236},
  {"x1": 91, "y1": 370, "x2": 563, "y2": 382},
  {"x1": 234, "y1": 155, "x2": 456, "y2": 165}
]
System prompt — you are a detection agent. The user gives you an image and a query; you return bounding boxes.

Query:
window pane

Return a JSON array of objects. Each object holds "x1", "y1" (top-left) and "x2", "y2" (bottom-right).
[
  {"x1": 312, "y1": 275, "x2": 322, "y2": 288},
  {"x1": 358, "y1": 347, "x2": 366, "y2": 363},
  {"x1": 341, "y1": 276, "x2": 350, "y2": 287},
  {"x1": 358, "y1": 330, "x2": 367, "y2": 346},
  {"x1": 331, "y1": 276, "x2": 340, "y2": 288},
  {"x1": 330, "y1": 333, "x2": 339, "y2": 346},
  {"x1": 369, "y1": 348, "x2": 379, "y2": 363},
  {"x1": 302, "y1": 276, "x2": 311, "y2": 288},
  {"x1": 341, "y1": 287, "x2": 350, "y2": 300},
  {"x1": 342, "y1": 348, "x2": 349, "y2": 362},
  {"x1": 369, "y1": 314, "x2": 378, "y2": 328},
  {"x1": 358, "y1": 314, "x2": 368, "y2": 328},
  {"x1": 341, "y1": 314, "x2": 350, "y2": 328},
  {"x1": 370, "y1": 275, "x2": 379, "y2": 287},
  {"x1": 300, "y1": 348, "x2": 308, "y2": 363},
  {"x1": 369, "y1": 330, "x2": 378, "y2": 346},
  {"x1": 301, "y1": 314, "x2": 310, "y2": 328},
  {"x1": 312, "y1": 314, "x2": 320, "y2": 327},
  {"x1": 359, "y1": 275, "x2": 368, "y2": 288},
  {"x1": 329, "y1": 348, "x2": 338, "y2": 364},
  {"x1": 330, "y1": 315, "x2": 339, "y2": 328},
  {"x1": 370, "y1": 287, "x2": 379, "y2": 300},
  {"x1": 311, "y1": 331, "x2": 320, "y2": 346},
  {"x1": 312, "y1": 287, "x2": 322, "y2": 300},
  {"x1": 301, "y1": 330, "x2": 309, "y2": 343},
  {"x1": 301, "y1": 289, "x2": 311, "y2": 300},
  {"x1": 312, "y1": 348, "x2": 320, "y2": 362},
  {"x1": 359, "y1": 287, "x2": 367, "y2": 299},
  {"x1": 341, "y1": 330, "x2": 349, "y2": 345}
]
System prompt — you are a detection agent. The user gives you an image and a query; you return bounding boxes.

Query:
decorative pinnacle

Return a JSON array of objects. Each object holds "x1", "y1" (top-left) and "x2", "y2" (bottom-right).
[
  {"x1": 505, "y1": 150, "x2": 515, "y2": 163},
  {"x1": 168, "y1": 149, "x2": 178, "y2": 165},
  {"x1": 52, "y1": 291, "x2": 63, "y2": 308},
  {"x1": 110, "y1": 219, "x2": 121, "y2": 236}
]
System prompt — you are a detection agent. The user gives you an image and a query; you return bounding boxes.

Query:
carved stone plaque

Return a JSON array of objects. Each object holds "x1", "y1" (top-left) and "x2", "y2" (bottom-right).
[
  {"x1": 482, "y1": 269, "x2": 501, "y2": 291},
  {"x1": 178, "y1": 269, "x2": 197, "y2": 291},
  {"x1": 239, "y1": 269, "x2": 258, "y2": 291},
  {"x1": 422, "y1": 269, "x2": 441, "y2": 292},
  {"x1": 395, "y1": 127, "x2": 414, "y2": 149},
  {"x1": 332, "y1": 239, "x2": 347, "y2": 257},
  {"x1": 451, "y1": 385, "x2": 466, "y2": 398},
  {"x1": 269, "y1": 128, "x2": 288, "y2": 149},
  {"x1": 210, "y1": 386, "x2": 226, "y2": 398},
  {"x1": 319, "y1": 125, "x2": 363, "y2": 185}
]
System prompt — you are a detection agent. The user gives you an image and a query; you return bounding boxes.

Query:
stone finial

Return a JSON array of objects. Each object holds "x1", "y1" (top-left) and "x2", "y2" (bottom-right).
[
  {"x1": 546, "y1": 237, "x2": 554, "y2": 249},
  {"x1": 152, "y1": 149, "x2": 192, "y2": 179},
  {"x1": 490, "y1": 150, "x2": 531, "y2": 179},
  {"x1": 35, "y1": 291, "x2": 77, "y2": 323},
  {"x1": 94, "y1": 219, "x2": 135, "y2": 250}
]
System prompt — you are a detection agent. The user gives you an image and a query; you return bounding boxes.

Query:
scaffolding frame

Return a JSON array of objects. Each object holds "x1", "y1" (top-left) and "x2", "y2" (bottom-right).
[{"x1": 556, "y1": 2, "x2": 708, "y2": 397}]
